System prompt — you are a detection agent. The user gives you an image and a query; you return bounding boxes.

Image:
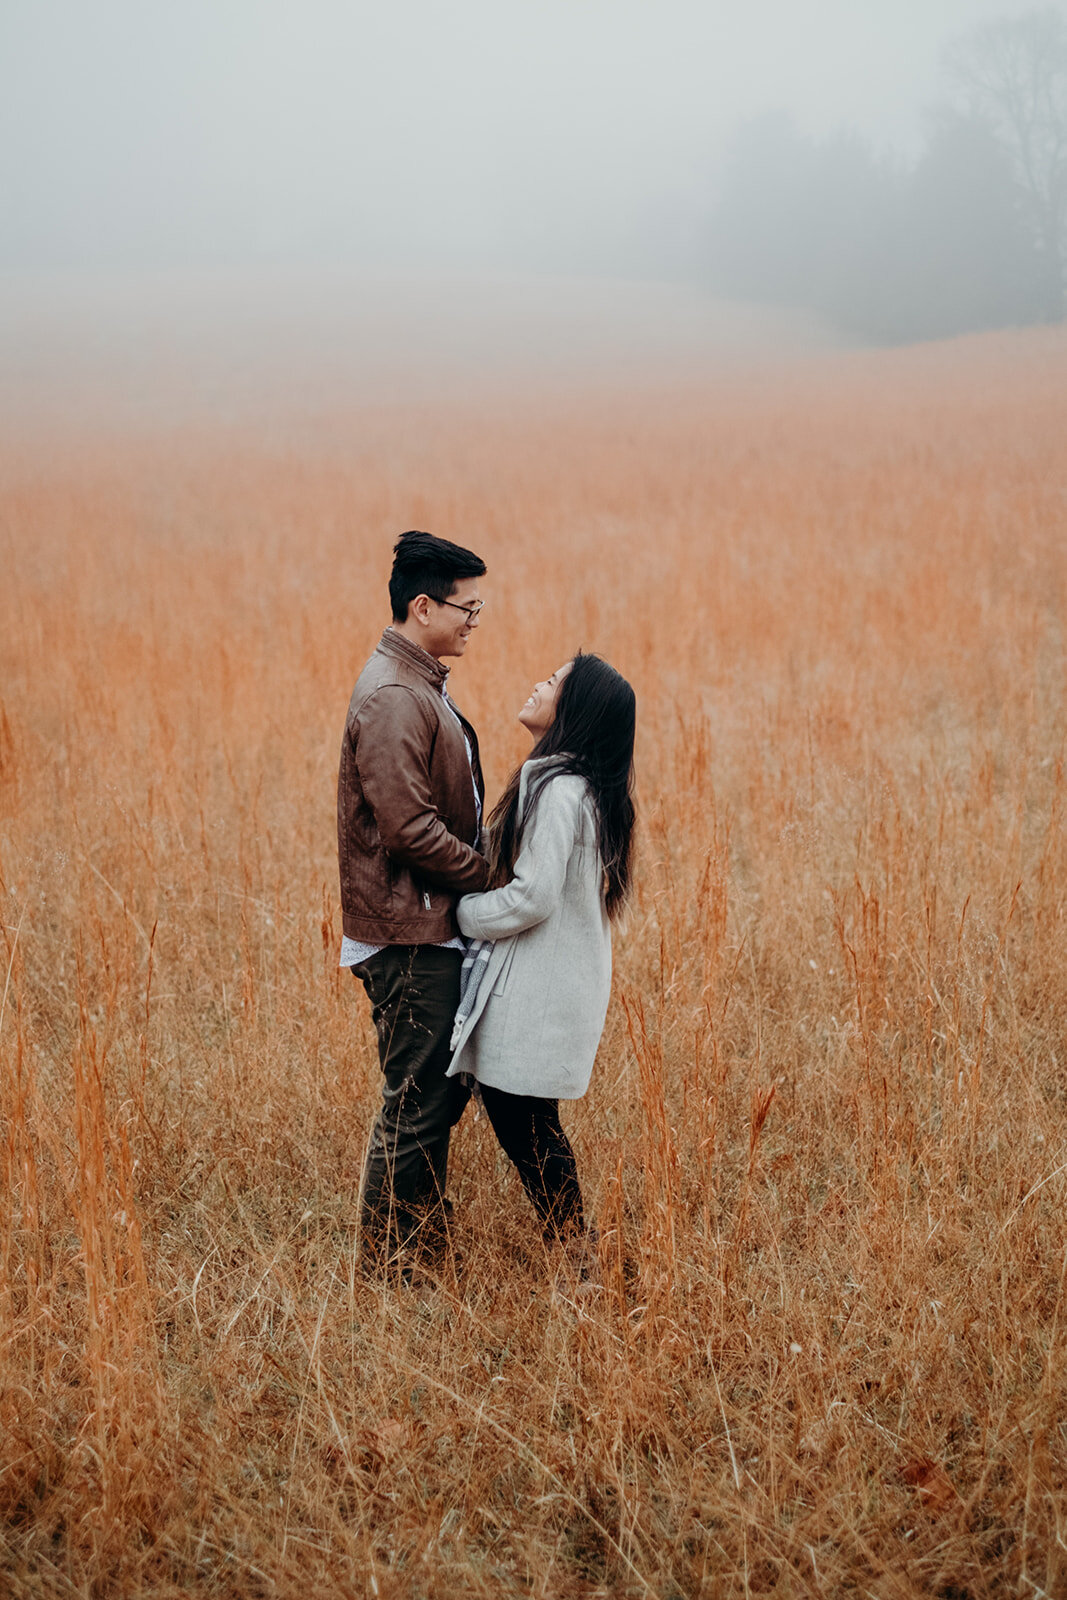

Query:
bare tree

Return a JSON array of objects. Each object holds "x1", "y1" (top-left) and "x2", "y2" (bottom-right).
[{"x1": 943, "y1": 7, "x2": 1067, "y2": 321}]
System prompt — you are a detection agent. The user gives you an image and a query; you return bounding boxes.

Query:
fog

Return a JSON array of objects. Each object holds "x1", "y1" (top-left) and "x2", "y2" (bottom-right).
[
  {"x1": 2, "y1": 0, "x2": 1037, "y2": 276},
  {"x1": 0, "y1": 0, "x2": 1053, "y2": 410}
]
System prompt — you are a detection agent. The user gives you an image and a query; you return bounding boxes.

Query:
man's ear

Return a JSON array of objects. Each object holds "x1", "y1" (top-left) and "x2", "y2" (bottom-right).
[{"x1": 409, "y1": 594, "x2": 433, "y2": 626}]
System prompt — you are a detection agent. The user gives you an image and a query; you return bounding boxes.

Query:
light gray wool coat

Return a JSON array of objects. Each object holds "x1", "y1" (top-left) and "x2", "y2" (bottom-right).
[{"x1": 446, "y1": 758, "x2": 612, "y2": 1099}]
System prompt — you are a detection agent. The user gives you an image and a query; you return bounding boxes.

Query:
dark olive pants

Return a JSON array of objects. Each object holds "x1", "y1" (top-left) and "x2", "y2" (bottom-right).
[{"x1": 353, "y1": 945, "x2": 469, "y2": 1258}]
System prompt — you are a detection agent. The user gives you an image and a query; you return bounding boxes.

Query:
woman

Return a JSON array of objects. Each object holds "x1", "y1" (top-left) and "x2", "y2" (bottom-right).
[{"x1": 447, "y1": 651, "x2": 636, "y2": 1255}]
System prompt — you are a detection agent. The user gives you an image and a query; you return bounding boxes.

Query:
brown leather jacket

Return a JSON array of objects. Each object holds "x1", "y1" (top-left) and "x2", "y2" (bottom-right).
[{"x1": 337, "y1": 629, "x2": 489, "y2": 944}]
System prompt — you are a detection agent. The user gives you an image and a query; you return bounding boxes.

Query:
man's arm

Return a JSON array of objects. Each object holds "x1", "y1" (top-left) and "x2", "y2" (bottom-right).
[{"x1": 355, "y1": 686, "x2": 489, "y2": 892}]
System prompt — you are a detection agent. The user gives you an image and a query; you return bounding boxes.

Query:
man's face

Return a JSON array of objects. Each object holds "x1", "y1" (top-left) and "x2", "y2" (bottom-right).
[{"x1": 420, "y1": 579, "x2": 483, "y2": 659}]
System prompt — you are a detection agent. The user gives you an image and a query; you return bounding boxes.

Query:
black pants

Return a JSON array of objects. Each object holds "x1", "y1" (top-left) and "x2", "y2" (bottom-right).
[
  {"x1": 353, "y1": 945, "x2": 469, "y2": 1256},
  {"x1": 479, "y1": 1083, "x2": 585, "y2": 1243}
]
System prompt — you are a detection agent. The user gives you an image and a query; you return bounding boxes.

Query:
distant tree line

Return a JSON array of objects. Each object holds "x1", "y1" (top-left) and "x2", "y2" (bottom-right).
[{"x1": 708, "y1": 7, "x2": 1067, "y2": 343}]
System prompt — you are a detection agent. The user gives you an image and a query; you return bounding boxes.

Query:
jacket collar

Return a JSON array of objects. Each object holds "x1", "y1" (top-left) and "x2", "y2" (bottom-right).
[
  {"x1": 517, "y1": 753, "x2": 566, "y2": 803},
  {"x1": 377, "y1": 627, "x2": 449, "y2": 688}
]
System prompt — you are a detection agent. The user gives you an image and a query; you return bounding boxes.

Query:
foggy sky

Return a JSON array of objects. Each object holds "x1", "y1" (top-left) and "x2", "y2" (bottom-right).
[{"x1": 0, "y1": 0, "x2": 1046, "y2": 278}]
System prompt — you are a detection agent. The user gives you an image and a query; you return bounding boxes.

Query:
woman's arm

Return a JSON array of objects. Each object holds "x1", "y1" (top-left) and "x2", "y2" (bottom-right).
[{"x1": 457, "y1": 776, "x2": 585, "y2": 940}]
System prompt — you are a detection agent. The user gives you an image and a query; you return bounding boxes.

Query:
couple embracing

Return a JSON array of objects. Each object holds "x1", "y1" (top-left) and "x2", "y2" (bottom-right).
[{"x1": 337, "y1": 530, "x2": 636, "y2": 1277}]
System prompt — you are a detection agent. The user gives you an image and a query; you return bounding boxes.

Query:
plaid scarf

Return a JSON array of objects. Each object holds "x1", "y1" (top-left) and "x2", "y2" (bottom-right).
[{"x1": 450, "y1": 938, "x2": 494, "y2": 1049}]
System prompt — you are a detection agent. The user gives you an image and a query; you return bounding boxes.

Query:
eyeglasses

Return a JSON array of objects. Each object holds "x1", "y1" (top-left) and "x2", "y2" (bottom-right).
[{"x1": 435, "y1": 598, "x2": 485, "y2": 623}]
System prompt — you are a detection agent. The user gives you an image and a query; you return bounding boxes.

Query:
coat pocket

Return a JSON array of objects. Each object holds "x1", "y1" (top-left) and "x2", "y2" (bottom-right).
[{"x1": 491, "y1": 941, "x2": 517, "y2": 996}]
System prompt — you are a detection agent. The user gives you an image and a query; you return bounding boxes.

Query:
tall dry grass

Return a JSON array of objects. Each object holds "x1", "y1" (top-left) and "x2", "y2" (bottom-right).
[{"x1": 2, "y1": 328, "x2": 1067, "y2": 1596}]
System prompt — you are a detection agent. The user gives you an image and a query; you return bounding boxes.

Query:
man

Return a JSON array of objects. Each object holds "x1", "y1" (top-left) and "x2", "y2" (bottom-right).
[{"x1": 337, "y1": 529, "x2": 489, "y2": 1268}]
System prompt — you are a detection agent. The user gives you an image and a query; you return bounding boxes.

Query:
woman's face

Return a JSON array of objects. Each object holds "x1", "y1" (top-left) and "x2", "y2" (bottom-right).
[{"x1": 518, "y1": 661, "x2": 572, "y2": 739}]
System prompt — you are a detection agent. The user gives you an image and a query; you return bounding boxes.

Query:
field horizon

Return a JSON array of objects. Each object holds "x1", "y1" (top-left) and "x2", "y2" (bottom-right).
[
  {"x1": 0, "y1": 269, "x2": 840, "y2": 438},
  {"x1": 3, "y1": 315, "x2": 1067, "y2": 1596}
]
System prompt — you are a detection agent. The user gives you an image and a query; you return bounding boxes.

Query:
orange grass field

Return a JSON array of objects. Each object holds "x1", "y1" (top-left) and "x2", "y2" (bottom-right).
[{"x1": 2, "y1": 326, "x2": 1067, "y2": 1597}]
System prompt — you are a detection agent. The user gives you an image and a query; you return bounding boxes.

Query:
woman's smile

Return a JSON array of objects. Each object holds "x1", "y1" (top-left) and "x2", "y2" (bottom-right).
[{"x1": 518, "y1": 661, "x2": 572, "y2": 737}]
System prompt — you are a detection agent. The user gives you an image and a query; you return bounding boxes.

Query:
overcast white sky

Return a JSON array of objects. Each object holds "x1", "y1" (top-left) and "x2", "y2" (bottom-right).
[{"x1": 0, "y1": 0, "x2": 1048, "y2": 277}]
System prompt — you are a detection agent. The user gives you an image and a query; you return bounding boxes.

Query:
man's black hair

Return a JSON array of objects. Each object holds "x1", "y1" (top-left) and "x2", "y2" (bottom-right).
[{"x1": 389, "y1": 530, "x2": 486, "y2": 622}]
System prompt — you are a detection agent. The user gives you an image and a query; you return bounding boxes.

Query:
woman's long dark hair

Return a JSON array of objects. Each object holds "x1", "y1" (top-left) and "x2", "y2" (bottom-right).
[{"x1": 486, "y1": 652, "x2": 636, "y2": 919}]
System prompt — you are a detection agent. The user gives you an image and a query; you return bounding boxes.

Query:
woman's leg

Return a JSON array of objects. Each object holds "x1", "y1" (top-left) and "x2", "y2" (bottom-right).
[{"x1": 479, "y1": 1084, "x2": 585, "y2": 1242}]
